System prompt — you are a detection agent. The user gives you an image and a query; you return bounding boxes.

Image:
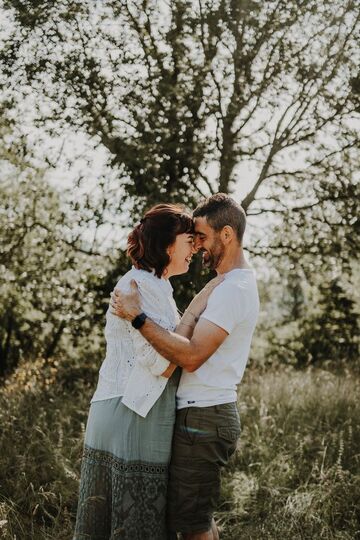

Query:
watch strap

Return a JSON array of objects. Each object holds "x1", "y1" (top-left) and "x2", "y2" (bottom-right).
[{"x1": 131, "y1": 312, "x2": 148, "y2": 329}]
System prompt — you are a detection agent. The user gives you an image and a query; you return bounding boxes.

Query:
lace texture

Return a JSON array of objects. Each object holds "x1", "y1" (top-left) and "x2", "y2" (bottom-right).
[
  {"x1": 74, "y1": 447, "x2": 169, "y2": 540},
  {"x1": 91, "y1": 267, "x2": 179, "y2": 409}
]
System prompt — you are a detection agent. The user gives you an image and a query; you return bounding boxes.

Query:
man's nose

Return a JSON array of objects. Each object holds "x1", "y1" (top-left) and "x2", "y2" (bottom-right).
[{"x1": 193, "y1": 237, "x2": 201, "y2": 252}]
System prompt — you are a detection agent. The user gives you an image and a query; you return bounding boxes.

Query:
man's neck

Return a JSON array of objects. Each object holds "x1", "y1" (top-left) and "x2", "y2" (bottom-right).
[{"x1": 216, "y1": 248, "x2": 250, "y2": 275}]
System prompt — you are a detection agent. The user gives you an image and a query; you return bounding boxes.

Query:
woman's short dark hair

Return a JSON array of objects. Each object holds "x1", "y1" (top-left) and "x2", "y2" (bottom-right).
[{"x1": 127, "y1": 204, "x2": 193, "y2": 278}]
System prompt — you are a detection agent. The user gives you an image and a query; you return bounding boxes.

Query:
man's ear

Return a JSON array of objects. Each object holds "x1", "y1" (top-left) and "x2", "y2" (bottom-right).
[{"x1": 221, "y1": 225, "x2": 235, "y2": 244}]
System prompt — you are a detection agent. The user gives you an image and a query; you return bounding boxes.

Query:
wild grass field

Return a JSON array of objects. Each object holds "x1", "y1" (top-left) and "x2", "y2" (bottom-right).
[{"x1": 0, "y1": 357, "x2": 359, "y2": 540}]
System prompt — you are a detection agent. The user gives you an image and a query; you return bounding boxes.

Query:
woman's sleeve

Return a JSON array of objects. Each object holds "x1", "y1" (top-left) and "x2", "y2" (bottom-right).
[
  {"x1": 131, "y1": 277, "x2": 173, "y2": 376},
  {"x1": 133, "y1": 338, "x2": 170, "y2": 376}
]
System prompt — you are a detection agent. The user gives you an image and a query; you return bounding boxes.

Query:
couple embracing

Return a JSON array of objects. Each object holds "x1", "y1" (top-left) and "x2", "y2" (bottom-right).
[{"x1": 73, "y1": 193, "x2": 259, "y2": 540}]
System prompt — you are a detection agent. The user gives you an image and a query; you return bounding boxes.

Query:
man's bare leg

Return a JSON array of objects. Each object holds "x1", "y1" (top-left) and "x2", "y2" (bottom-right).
[
  {"x1": 211, "y1": 518, "x2": 219, "y2": 540},
  {"x1": 181, "y1": 529, "x2": 213, "y2": 539},
  {"x1": 179, "y1": 518, "x2": 219, "y2": 540}
]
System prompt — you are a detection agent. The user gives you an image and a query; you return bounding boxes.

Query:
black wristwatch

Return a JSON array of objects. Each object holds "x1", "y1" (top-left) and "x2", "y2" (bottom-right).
[{"x1": 131, "y1": 312, "x2": 148, "y2": 329}]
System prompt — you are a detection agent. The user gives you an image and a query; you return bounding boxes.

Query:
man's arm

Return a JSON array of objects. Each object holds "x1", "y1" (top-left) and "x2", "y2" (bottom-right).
[
  {"x1": 137, "y1": 316, "x2": 228, "y2": 372},
  {"x1": 110, "y1": 277, "x2": 228, "y2": 371}
]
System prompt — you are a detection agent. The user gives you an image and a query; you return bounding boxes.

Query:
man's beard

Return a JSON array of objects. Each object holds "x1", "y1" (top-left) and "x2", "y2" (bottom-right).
[{"x1": 202, "y1": 238, "x2": 225, "y2": 270}]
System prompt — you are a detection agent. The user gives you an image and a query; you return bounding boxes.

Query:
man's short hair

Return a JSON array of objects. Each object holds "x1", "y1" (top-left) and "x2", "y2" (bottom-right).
[{"x1": 193, "y1": 193, "x2": 246, "y2": 243}]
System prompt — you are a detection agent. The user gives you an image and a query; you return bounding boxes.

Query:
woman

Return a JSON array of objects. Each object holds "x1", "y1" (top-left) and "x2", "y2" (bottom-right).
[{"x1": 74, "y1": 204, "x2": 219, "y2": 540}]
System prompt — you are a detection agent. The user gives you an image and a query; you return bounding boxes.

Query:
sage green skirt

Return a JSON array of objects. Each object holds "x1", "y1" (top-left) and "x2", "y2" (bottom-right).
[{"x1": 74, "y1": 368, "x2": 180, "y2": 540}]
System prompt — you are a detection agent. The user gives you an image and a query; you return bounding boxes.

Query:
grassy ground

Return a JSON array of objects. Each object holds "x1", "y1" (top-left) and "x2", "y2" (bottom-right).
[
  {"x1": 0, "y1": 359, "x2": 359, "y2": 539},
  {"x1": 218, "y1": 369, "x2": 360, "y2": 540}
]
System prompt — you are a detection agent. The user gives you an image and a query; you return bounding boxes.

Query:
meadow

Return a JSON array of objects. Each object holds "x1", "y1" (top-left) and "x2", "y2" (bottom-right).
[
  {"x1": 1, "y1": 2, "x2": 359, "y2": 539},
  {"x1": 0, "y1": 356, "x2": 359, "y2": 540}
]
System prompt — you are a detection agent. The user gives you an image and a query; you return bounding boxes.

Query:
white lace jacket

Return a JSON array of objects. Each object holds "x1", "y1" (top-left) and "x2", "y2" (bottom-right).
[{"x1": 91, "y1": 267, "x2": 180, "y2": 417}]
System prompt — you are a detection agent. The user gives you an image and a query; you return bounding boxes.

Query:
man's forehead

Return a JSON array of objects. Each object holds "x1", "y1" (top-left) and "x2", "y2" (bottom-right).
[{"x1": 194, "y1": 216, "x2": 211, "y2": 234}]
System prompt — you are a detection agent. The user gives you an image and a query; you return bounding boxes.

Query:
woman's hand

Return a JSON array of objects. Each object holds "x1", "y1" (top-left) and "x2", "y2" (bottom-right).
[
  {"x1": 180, "y1": 275, "x2": 224, "y2": 327},
  {"x1": 110, "y1": 280, "x2": 142, "y2": 321}
]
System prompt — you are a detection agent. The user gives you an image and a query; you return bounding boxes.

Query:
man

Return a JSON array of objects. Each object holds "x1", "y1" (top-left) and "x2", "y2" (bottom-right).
[{"x1": 111, "y1": 193, "x2": 259, "y2": 539}]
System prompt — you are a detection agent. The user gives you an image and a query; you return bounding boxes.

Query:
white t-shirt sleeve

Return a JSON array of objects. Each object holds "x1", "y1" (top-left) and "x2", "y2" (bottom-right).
[{"x1": 200, "y1": 281, "x2": 248, "y2": 334}]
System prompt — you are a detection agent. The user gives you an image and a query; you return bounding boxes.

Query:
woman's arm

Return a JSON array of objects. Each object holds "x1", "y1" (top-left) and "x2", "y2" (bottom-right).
[{"x1": 175, "y1": 275, "x2": 224, "y2": 338}]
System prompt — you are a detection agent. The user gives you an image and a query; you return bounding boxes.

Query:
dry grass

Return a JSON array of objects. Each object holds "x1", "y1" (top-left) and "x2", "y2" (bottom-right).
[
  {"x1": 218, "y1": 368, "x2": 360, "y2": 539},
  {"x1": 0, "y1": 360, "x2": 359, "y2": 539}
]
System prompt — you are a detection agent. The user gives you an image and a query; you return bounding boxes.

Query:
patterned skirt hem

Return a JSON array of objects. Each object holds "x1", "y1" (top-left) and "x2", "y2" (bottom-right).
[
  {"x1": 83, "y1": 445, "x2": 168, "y2": 474},
  {"x1": 74, "y1": 445, "x2": 169, "y2": 540}
]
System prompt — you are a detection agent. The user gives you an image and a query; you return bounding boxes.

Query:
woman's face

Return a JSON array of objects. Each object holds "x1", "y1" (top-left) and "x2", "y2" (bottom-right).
[{"x1": 165, "y1": 233, "x2": 195, "y2": 277}]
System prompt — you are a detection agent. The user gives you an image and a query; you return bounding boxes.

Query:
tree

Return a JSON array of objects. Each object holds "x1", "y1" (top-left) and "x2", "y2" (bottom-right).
[
  {"x1": 0, "y1": 0, "x2": 358, "y2": 219},
  {"x1": 0, "y1": 0, "x2": 359, "y2": 368},
  {"x1": 296, "y1": 278, "x2": 358, "y2": 366},
  {"x1": 251, "y1": 145, "x2": 359, "y2": 368},
  {"x1": 0, "y1": 115, "x2": 119, "y2": 374},
  {"x1": 250, "y1": 145, "x2": 359, "y2": 269}
]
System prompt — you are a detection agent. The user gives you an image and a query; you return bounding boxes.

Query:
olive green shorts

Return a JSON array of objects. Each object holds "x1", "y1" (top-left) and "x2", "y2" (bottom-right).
[{"x1": 167, "y1": 402, "x2": 241, "y2": 534}]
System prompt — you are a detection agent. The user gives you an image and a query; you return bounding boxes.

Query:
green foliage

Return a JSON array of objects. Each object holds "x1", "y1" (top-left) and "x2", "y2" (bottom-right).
[
  {"x1": 1, "y1": 0, "x2": 359, "y2": 215},
  {"x1": 0, "y1": 0, "x2": 358, "y2": 374},
  {"x1": 0, "y1": 168, "x2": 113, "y2": 375},
  {"x1": 294, "y1": 279, "x2": 359, "y2": 367},
  {"x1": 259, "y1": 276, "x2": 359, "y2": 369},
  {"x1": 250, "y1": 147, "x2": 360, "y2": 369}
]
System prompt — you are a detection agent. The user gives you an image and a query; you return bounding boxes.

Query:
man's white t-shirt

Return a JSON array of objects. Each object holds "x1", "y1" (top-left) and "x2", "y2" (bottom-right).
[{"x1": 176, "y1": 268, "x2": 259, "y2": 409}]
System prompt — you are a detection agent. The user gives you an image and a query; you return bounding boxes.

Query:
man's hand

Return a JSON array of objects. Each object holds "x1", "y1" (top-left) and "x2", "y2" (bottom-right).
[{"x1": 110, "y1": 280, "x2": 142, "y2": 321}]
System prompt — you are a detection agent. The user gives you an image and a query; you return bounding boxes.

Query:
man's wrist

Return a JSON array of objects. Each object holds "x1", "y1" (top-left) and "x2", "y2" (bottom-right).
[{"x1": 131, "y1": 312, "x2": 148, "y2": 329}]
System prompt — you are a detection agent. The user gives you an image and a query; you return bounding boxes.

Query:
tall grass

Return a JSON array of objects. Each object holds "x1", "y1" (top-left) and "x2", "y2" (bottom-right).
[
  {"x1": 0, "y1": 355, "x2": 96, "y2": 539},
  {"x1": 218, "y1": 368, "x2": 360, "y2": 540},
  {"x1": 0, "y1": 360, "x2": 359, "y2": 539}
]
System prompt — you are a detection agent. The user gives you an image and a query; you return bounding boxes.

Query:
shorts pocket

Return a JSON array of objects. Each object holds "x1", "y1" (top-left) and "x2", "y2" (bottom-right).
[
  {"x1": 217, "y1": 426, "x2": 240, "y2": 443},
  {"x1": 216, "y1": 426, "x2": 240, "y2": 464},
  {"x1": 177, "y1": 408, "x2": 200, "y2": 445}
]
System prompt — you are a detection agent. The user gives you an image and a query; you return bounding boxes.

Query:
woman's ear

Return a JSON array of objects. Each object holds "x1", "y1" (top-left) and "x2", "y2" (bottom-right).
[{"x1": 166, "y1": 244, "x2": 174, "y2": 258}]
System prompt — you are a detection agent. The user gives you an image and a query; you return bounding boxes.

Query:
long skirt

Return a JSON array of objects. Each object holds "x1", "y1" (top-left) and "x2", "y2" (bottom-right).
[{"x1": 73, "y1": 368, "x2": 180, "y2": 540}]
